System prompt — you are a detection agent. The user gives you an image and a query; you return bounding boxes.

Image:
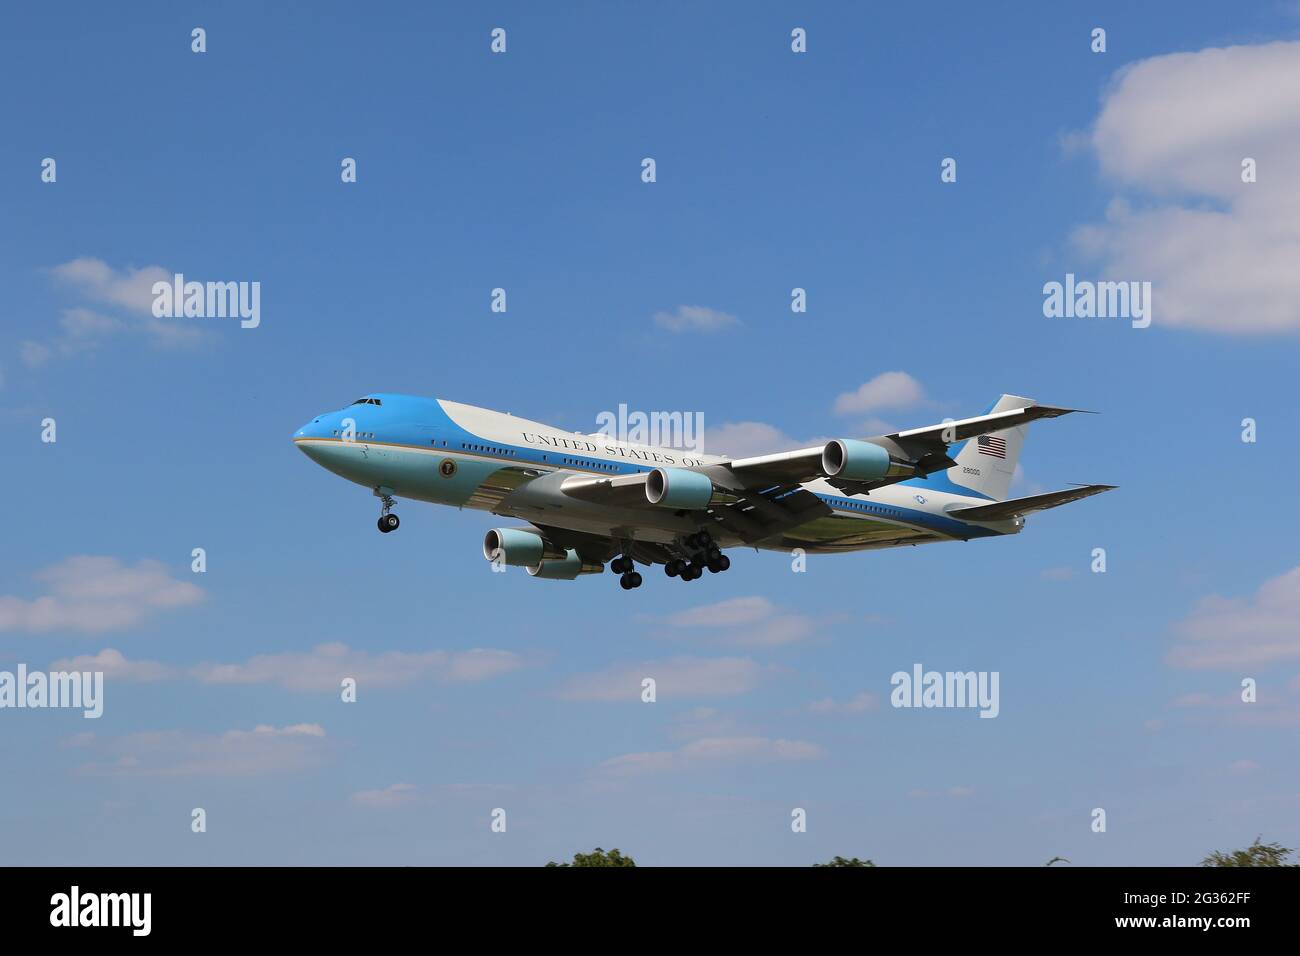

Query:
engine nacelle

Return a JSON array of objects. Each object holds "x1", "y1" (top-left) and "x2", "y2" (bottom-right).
[
  {"x1": 527, "y1": 549, "x2": 605, "y2": 580},
  {"x1": 483, "y1": 528, "x2": 564, "y2": 567},
  {"x1": 821, "y1": 439, "x2": 892, "y2": 481},
  {"x1": 645, "y1": 466, "x2": 715, "y2": 509}
]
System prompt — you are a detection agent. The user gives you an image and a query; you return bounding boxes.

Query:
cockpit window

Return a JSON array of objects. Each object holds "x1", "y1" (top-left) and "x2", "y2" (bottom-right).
[{"x1": 350, "y1": 397, "x2": 383, "y2": 406}]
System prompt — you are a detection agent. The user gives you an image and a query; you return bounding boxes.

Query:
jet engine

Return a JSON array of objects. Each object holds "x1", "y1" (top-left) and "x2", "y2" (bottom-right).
[
  {"x1": 483, "y1": 528, "x2": 565, "y2": 567},
  {"x1": 821, "y1": 439, "x2": 892, "y2": 481},
  {"x1": 645, "y1": 467, "x2": 717, "y2": 509},
  {"x1": 526, "y1": 549, "x2": 605, "y2": 580}
]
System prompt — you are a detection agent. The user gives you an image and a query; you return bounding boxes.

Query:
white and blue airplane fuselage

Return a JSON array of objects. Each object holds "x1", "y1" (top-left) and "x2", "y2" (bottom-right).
[{"x1": 294, "y1": 393, "x2": 1113, "y2": 589}]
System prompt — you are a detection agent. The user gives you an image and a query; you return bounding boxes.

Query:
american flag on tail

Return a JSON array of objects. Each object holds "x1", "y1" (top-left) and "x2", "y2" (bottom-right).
[{"x1": 977, "y1": 435, "x2": 1007, "y2": 459}]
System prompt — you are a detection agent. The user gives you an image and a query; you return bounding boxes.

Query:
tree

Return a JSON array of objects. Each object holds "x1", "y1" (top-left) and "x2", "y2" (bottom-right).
[
  {"x1": 813, "y1": 856, "x2": 876, "y2": 867},
  {"x1": 546, "y1": 847, "x2": 636, "y2": 867},
  {"x1": 1201, "y1": 837, "x2": 1297, "y2": 867}
]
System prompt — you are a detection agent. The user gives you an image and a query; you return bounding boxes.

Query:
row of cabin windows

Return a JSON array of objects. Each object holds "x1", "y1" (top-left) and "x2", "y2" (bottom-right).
[
  {"x1": 837, "y1": 498, "x2": 898, "y2": 516},
  {"x1": 562, "y1": 457, "x2": 617, "y2": 471},
  {"x1": 334, "y1": 429, "x2": 376, "y2": 439},
  {"x1": 436, "y1": 441, "x2": 623, "y2": 473},
  {"x1": 460, "y1": 441, "x2": 515, "y2": 457}
]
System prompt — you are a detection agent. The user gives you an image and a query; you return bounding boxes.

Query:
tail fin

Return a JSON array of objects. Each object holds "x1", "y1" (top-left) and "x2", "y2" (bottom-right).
[{"x1": 947, "y1": 394, "x2": 1033, "y2": 501}]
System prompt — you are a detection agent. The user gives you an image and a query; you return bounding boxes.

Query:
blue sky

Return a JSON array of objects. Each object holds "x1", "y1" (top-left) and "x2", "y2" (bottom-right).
[{"x1": 3, "y1": 1, "x2": 1299, "y2": 865}]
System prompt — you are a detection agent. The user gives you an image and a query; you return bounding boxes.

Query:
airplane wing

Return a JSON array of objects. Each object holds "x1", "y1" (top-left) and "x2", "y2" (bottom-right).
[
  {"x1": 548, "y1": 400, "x2": 1092, "y2": 548},
  {"x1": 713, "y1": 403, "x2": 1084, "y2": 495},
  {"x1": 713, "y1": 446, "x2": 829, "y2": 487},
  {"x1": 557, "y1": 471, "x2": 831, "y2": 546},
  {"x1": 946, "y1": 484, "x2": 1116, "y2": 521}
]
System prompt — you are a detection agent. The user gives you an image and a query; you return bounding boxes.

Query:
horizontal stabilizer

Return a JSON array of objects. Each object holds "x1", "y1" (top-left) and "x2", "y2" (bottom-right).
[{"x1": 947, "y1": 484, "x2": 1116, "y2": 521}]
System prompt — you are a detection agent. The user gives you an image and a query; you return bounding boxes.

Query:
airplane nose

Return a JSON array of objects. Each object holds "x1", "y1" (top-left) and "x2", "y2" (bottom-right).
[
  {"x1": 294, "y1": 421, "x2": 328, "y2": 467},
  {"x1": 293, "y1": 416, "x2": 326, "y2": 448}
]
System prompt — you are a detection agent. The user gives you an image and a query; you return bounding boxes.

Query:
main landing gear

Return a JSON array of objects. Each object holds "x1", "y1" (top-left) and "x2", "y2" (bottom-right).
[
  {"x1": 665, "y1": 530, "x2": 731, "y2": 583},
  {"x1": 376, "y1": 493, "x2": 400, "y2": 533},
  {"x1": 610, "y1": 555, "x2": 643, "y2": 590}
]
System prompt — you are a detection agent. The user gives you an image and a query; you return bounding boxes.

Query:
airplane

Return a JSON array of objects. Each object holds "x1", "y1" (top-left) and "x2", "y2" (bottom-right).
[{"x1": 292, "y1": 393, "x2": 1114, "y2": 591}]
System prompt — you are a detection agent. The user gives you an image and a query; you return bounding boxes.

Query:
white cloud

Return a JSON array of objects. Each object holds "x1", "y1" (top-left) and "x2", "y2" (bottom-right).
[
  {"x1": 19, "y1": 341, "x2": 53, "y2": 367},
  {"x1": 42, "y1": 642, "x2": 523, "y2": 692},
  {"x1": 652, "y1": 304, "x2": 739, "y2": 333},
  {"x1": 192, "y1": 642, "x2": 524, "y2": 691},
  {"x1": 668, "y1": 706, "x2": 744, "y2": 741},
  {"x1": 595, "y1": 735, "x2": 824, "y2": 776},
  {"x1": 1167, "y1": 567, "x2": 1300, "y2": 669},
  {"x1": 704, "y1": 422, "x2": 836, "y2": 459},
  {"x1": 0, "y1": 556, "x2": 204, "y2": 634},
  {"x1": 597, "y1": 751, "x2": 678, "y2": 775},
  {"x1": 22, "y1": 308, "x2": 137, "y2": 368},
  {"x1": 22, "y1": 258, "x2": 203, "y2": 366},
  {"x1": 1070, "y1": 40, "x2": 1300, "y2": 333},
  {"x1": 76, "y1": 723, "x2": 329, "y2": 777},
  {"x1": 557, "y1": 655, "x2": 766, "y2": 701},
  {"x1": 50, "y1": 257, "x2": 171, "y2": 315},
  {"x1": 704, "y1": 422, "x2": 801, "y2": 458},
  {"x1": 704, "y1": 374, "x2": 929, "y2": 457},
  {"x1": 668, "y1": 596, "x2": 774, "y2": 628},
  {"x1": 660, "y1": 595, "x2": 819, "y2": 647},
  {"x1": 350, "y1": 783, "x2": 418, "y2": 808},
  {"x1": 59, "y1": 305, "x2": 124, "y2": 337},
  {"x1": 49, "y1": 648, "x2": 175, "y2": 681},
  {"x1": 679, "y1": 736, "x2": 822, "y2": 761},
  {"x1": 855, "y1": 416, "x2": 897, "y2": 436},
  {"x1": 833, "y1": 371, "x2": 926, "y2": 416},
  {"x1": 808, "y1": 691, "x2": 879, "y2": 714},
  {"x1": 1164, "y1": 689, "x2": 1300, "y2": 729}
]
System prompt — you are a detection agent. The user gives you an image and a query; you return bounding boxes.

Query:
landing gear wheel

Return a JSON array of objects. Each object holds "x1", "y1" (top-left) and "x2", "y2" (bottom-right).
[
  {"x1": 619, "y1": 571, "x2": 643, "y2": 590},
  {"x1": 612, "y1": 557, "x2": 632, "y2": 575},
  {"x1": 716, "y1": 554, "x2": 731, "y2": 572},
  {"x1": 707, "y1": 558, "x2": 722, "y2": 573},
  {"x1": 706, "y1": 546, "x2": 722, "y2": 562},
  {"x1": 376, "y1": 491, "x2": 398, "y2": 533},
  {"x1": 628, "y1": 571, "x2": 642, "y2": 588},
  {"x1": 665, "y1": 560, "x2": 682, "y2": 577}
]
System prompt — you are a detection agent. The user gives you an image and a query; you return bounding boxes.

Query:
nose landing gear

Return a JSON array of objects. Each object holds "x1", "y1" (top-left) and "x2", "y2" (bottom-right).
[{"x1": 376, "y1": 492, "x2": 399, "y2": 533}]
